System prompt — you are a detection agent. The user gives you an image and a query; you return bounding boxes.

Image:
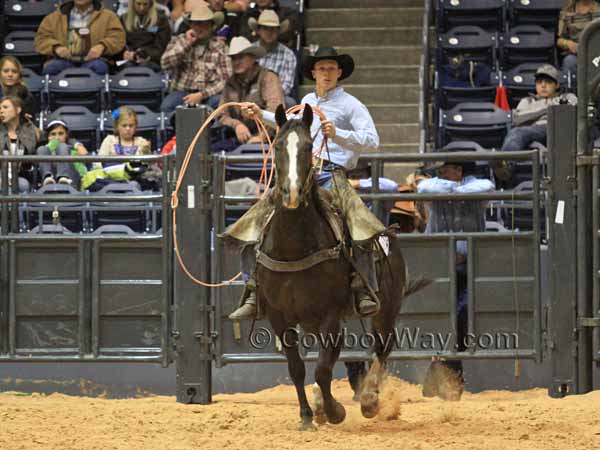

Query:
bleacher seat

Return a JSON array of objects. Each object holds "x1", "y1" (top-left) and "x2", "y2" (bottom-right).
[
  {"x1": 225, "y1": 144, "x2": 272, "y2": 183},
  {"x1": 436, "y1": 82, "x2": 497, "y2": 111},
  {"x1": 89, "y1": 182, "x2": 149, "y2": 233},
  {"x1": 24, "y1": 183, "x2": 87, "y2": 233},
  {"x1": 499, "y1": 63, "x2": 544, "y2": 108},
  {"x1": 441, "y1": 140, "x2": 491, "y2": 177},
  {"x1": 45, "y1": 106, "x2": 101, "y2": 152},
  {"x1": 29, "y1": 224, "x2": 74, "y2": 234},
  {"x1": 439, "y1": 102, "x2": 511, "y2": 149},
  {"x1": 22, "y1": 67, "x2": 43, "y2": 114},
  {"x1": 437, "y1": 0, "x2": 505, "y2": 33},
  {"x1": 438, "y1": 26, "x2": 497, "y2": 68},
  {"x1": 47, "y1": 67, "x2": 105, "y2": 113},
  {"x1": 108, "y1": 67, "x2": 166, "y2": 112},
  {"x1": 507, "y1": 0, "x2": 564, "y2": 31},
  {"x1": 92, "y1": 224, "x2": 137, "y2": 235},
  {"x1": 3, "y1": 0, "x2": 55, "y2": 32},
  {"x1": 2, "y1": 31, "x2": 44, "y2": 73},
  {"x1": 500, "y1": 25, "x2": 556, "y2": 69},
  {"x1": 102, "y1": 104, "x2": 163, "y2": 151}
]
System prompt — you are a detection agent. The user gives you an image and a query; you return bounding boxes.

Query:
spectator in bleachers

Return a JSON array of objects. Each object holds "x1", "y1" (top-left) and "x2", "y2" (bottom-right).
[
  {"x1": 249, "y1": 10, "x2": 297, "y2": 103},
  {"x1": 34, "y1": 0, "x2": 126, "y2": 76},
  {"x1": 241, "y1": 0, "x2": 299, "y2": 49},
  {"x1": 160, "y1": 5, "x2": 232, "y2": 112},
  {"x1": 36, "y1": 120, "x2": 88, "y2": 188},
  {"x1": 118, "y1": 0, "x2": 171, "y2": 17},
  {"x1": 120, "y1": 0, "x2": 171, "y2": 71},
  {"x1": 217, "y1": 37, "x2": 284, "y2": 146},
  {"x1": 417, "y1": 157, "x2": 494, "y2": 400},
  {"x1": 98, "y1": 106, "x2": 151, "y2": 157},
  {"x1": 0, "y1": 96, "x2": 41, "y2": 192},
  {"x1": 494, "y1": 64, "x2": 577, "y2": 181},
  {"x1": 557, "y1": 0, "x2": 600, "y2": 74},
  {"x1": 0, "y1": 57, "x2": 35, "y2": 118},
  {"x1": 176, "y1": 0, "x2": 240, "y2": 42}
]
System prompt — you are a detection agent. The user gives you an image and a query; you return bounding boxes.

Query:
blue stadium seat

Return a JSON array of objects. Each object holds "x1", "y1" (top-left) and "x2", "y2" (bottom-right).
[
  {"x1": 29, "y1": 224, "x2": 74, "y2": 234},
  {"x1": 439, "y1": 102, "x2": 511, "y2": 149},
  {"x1": 499, "y1": 63, "x2": 544, "y2": 108},
  {"x1": 3, "y1": 0, "x2": 55, "y2": 32},
  {"x1": 507, "y1": 0, "x2": 564, "y2": 31},
  {"x1": 437, "y1": 0, "x2": 505, "y2": 33},
  {"x1": 108, "y1": 67, "x2": 166, "y2": 112},
  {"x1": 92, "y1": 224, "x2": 138, "y2": 235},
  {"x1": 2, "y1": 31, "x2": 44, "y2": 73},
  {"x1": 500, "y1": 25, "x2": 556, "y2": 69},
  {"x1": 47, "y1": 67, "x2": 105, "y2": 113},
  {"x1": 225, "y1": 144, "x2": 272, "y2": 183},
  {"x1": 45, "y1": 106, "x2": 102, "y2": 152},
  {"x1": 102, "y1": 104, "x2": 163, "y2": 151},
  {"x1": 24, "y1": 183, "x2": 88, "y2": 233},
  {"x1": 89, "y1": 182, "x2": 149, "y2": 233},
  {"x1": 22, "y1": 67, "x2": 44, "y2": 114},
  {"x1": 438, "y1": 26, "x2": 497, "y2": 68}
]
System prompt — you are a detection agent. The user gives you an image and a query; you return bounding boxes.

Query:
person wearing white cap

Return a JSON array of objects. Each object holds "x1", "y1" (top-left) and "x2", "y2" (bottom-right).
[
  {"x1": 494, "y1": 64, "x2": 577, "y2": 182},
  {"x1": 217, "y1": 36, "x2": 284, "y2": 145},
  {"x1": 36, "y1": 119, "x2": 89, "y2": 188},
  {"x1": 249, "y1": 10, "x2": 297, "y2": 101},
  {"x1": 160, "y1": 5, "x2": 232, "y2": 112}
]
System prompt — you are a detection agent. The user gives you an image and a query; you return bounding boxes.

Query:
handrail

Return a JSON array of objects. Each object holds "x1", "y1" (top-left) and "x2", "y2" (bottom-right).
[{"x1": 418, "y1": 0, "x2": 434, "y2": 153}]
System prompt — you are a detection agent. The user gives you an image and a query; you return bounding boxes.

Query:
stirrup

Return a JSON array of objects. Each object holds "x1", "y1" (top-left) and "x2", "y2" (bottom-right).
[
  {"x1": 357, "y1": 294, "x2": 379, "y2": 317},
  {"x1": 228, "y1": 288, "x2": 257, "y2": 320}
]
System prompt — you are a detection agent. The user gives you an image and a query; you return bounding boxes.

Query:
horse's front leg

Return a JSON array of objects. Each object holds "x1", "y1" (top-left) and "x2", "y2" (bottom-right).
[
  {"x1": 314, "y1": 313, "x2": 346, "y2": 425},
  {"x1": 266, "y1": 307, "x2": 315, "y2": 431}
]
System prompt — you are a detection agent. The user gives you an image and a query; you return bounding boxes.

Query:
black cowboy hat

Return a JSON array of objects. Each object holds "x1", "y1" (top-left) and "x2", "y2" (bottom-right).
[{"x1": 301, "y1": 46, "x2": 355, "y2": 81}]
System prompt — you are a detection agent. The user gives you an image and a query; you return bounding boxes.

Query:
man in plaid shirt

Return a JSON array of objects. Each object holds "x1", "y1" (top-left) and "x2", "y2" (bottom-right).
[
  {"x1": 160, "y1": 5, "x2": 233, "y2": 112},
  {"x1": 249, "y1": 10, "x2": 297, "y2": 105}
]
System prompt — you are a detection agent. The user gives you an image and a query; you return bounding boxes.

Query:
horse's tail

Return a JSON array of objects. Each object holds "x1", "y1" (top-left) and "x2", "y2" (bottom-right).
[{"x1": 403, "y1": 277, "x2": 433, "y2": 298}]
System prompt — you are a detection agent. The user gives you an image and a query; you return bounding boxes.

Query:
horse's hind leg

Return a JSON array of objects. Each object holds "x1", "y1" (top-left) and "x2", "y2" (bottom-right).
[
  {"x1": 267, "y1": 309, "x2": 314, "y2": 431},
  {"x1": 314, "y1": 314, "x2": 346, "y2": 425}
]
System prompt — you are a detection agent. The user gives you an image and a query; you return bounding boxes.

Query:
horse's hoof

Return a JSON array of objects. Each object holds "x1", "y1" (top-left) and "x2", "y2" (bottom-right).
[
  {"x1": 352, "y1": 391, "x2": 361, "y2": 402},
  {"x1": 299, "y1": 420, "x2": 317, "y2": 432},
  {"x1": 325, "y1": 400, "x2": 346, "y2": 425},
  {"x1": 360, "y1": 391, "x2": 379, "y2": 419},
  {"x1": 312, "y1": 384, "x2": 327, "y2": 425}
]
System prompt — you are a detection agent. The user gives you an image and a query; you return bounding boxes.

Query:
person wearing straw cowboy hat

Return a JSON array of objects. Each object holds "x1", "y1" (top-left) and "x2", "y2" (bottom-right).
[
  {"x1": 160, "y1": 4, "x2": 232, "y2": 112},
  {"x1": 217, "y1": 36, "x2": 284, "y2": 146},
  {"x1": 248, "y1": 10, "x2": 297, "y2": 102},
  {"x1": 241, "y1": 0, "x2": 298, "y2": 49},
  {"x1": 224, "y1": 46, "x2": 383, "y2": 320}
]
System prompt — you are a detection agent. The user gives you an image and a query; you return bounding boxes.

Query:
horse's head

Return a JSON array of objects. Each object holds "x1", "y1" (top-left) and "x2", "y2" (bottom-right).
[{"x1": 273, "y1": 104, "x2": 314, "y2": 209}]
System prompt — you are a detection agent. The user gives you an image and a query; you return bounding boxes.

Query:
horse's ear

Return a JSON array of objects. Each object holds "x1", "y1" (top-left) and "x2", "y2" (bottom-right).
[
  {"x1": 275, "y1": 104, "x2": 287, "y2": 128},
  {"x1": 302, "y1": 104, "x2": 313, "y2": 129}
]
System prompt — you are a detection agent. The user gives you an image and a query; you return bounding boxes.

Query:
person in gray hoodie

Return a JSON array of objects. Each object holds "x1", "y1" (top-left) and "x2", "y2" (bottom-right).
[{"x1": 495, "y1": 64, "x2": 577, "y2": 181}]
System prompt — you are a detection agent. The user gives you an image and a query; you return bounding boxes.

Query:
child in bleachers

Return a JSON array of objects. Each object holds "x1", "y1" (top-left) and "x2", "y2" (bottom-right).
[
  {"x1": 0, "y1": 96, "x2": 41, "y2": 192},
  {"x1": 36, "y1": 120, "x2": 89, "y2": 188},
  {"x1": 98, "y1": 106, "x2": 151, "y2": 159},
  {"x1": 0, "y1": 57, "x2": 35, "y2": 118},
  {"x1": 120, "y1": 0, "x2": 172, "y2": 71}
]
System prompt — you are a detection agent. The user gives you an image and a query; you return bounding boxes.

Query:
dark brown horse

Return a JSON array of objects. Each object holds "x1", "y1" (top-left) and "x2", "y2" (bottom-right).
[{"x1": 256, "y1": 105, "x2": 428, "y2": 430}]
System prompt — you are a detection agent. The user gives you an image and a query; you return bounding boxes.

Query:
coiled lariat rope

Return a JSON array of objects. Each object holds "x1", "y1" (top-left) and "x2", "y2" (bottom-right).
[{"x1": 171, "y1": 103, "x2": 329, "y2": 287}]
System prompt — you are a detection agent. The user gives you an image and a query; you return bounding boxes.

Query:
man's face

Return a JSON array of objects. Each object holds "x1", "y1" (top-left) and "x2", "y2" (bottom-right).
[
  {"x1": 73, "y1": 0, "x2": 93, "y2": 10},
  {"x1": 312, "y1": 60, "x2": 342, "y2": 92},
  {"x1": 256, "y1": 0, "x2": 273, "y2": 9},
  {"x1": 535, "y1": 77, "x2": 558, "y2": 99},
  {"x1": 190, "y1": 21, "x2": 213, "y2": 41},
  {"x1": 208, "y1": 0, "x2": 224, "y2": 10},
  {"x1": 437, "y1": 164, "x2": 463, "y2": 182},
  {"x1": 133, "y1": 0, "x2": 152, "y2": 15},
  {"x1": 231, "y1": 54, "x2": 256, "y2": 75},
  {"x1": 257, "y1": 26, "x2": 279, "y2": 45}
]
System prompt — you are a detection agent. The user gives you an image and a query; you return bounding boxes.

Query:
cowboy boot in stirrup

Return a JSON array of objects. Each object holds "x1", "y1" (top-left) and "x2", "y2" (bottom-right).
[
  {"x1": 351, "y1": 272, "x2": 380, "y2": 316},
  {"x1": 351, "y1": 245, "x2": 381, "y2": 316},
  {"x1": 228, "y1": 279, "x2": 257, "y2": 320}
]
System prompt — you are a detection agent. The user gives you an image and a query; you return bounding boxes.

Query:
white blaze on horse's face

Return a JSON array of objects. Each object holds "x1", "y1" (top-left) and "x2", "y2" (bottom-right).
[{"x1": 285, "y1": 131, "x2": 301, "y2": 209}]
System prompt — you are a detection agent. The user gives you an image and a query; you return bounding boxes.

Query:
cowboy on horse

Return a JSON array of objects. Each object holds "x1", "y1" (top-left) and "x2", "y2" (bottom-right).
[{"x1": 222, "y1": 46, "x2": 385, "y2": 319}]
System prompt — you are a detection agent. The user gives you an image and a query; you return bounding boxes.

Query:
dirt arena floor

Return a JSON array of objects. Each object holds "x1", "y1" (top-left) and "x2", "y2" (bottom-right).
[{"x1": 1, "y1": 376, "x2": 599, "y2": 450}]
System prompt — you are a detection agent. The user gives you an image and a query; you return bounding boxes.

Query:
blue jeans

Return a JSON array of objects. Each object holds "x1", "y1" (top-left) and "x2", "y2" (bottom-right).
[
  {"x1": 501, "y1": 124, "x2": 546, "y2": 152},
  {"x1": 160, "y1": 91, "x2": 221, "y2": 112},
  {"x1": 42, "y1": 58, "x2": 109, "y2": 76},
  {"x1": 562, "y1": 53, "x2": 577, "y2": 75}
]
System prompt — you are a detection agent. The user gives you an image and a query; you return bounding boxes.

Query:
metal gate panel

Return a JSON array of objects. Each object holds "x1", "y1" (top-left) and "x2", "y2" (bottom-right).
[
  {"x1": 9, "y1": 241, "x2": 85, "y2": 357},
  {"x1": 93, "y1": 240, "x2": 165, "y2": 360}
]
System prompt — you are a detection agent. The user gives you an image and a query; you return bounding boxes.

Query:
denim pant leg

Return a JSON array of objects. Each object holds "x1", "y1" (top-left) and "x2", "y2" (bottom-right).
[
  {"x1": 240, "y1": 243, "x2": 257, "y2": 283},
  {"x1": 501, "y1": 125, "x2": 547, "y2": 152},
  {"x1": 42, "y1": 59, "x2": 75, "y2": 76},
  {"x1": 206, "y1": 95, "x2": 221, "y2": 111},
  {"x1": 562, "y1": 54, "x2": 577, "y2": 75},
  {"x1": 160, "y1": 91, "x2": 188, "y2": 112},
  {"x1": 36, "y1": 145, "x2": 55, "y2": 179},
  {"x1": 82, "y1": 59, "x2": 108, "y2": 75}
]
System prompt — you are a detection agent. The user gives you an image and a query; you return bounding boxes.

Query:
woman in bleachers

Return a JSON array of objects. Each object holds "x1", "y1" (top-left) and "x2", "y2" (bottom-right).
[
  {"x1": 36, "y1": 120, "x2": 89, "y2": 188},
  {"x1": 98, "y1": 106, "x2": 151, "y2": 158},
  {"x1": 0, "y1": 57, "x2": 35, "y2": 118},
  {"x1": 121, "y1": 0, "x2": 172, "y2": 71},
  {"x1": 0, "y1": 96, "x2": 41, "y2": 192},
  {"x1": 557, "y1": 0, "x2": 600, "y2": 74}
]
